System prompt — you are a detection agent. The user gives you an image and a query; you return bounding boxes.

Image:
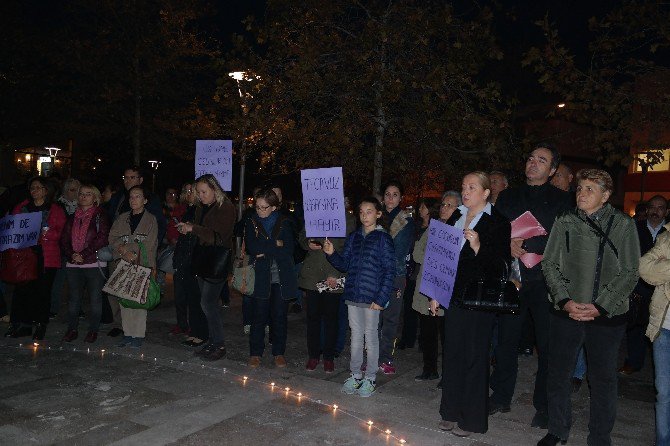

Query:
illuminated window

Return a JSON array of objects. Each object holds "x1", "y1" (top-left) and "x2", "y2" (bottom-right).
[{"x1": 635, "y1": 149, "x2": 670, "y2": 172}]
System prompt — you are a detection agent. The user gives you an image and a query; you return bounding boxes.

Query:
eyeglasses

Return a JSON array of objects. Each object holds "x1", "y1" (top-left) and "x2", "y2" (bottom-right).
[
  {"x1": 255, "y1": 205, "x2": 271, "y2": 211},
  {"x1": 122, "y1": 175, "x2": 140, "y2": 180},
  {"x1": 441, "y1": 202, "x2": 455, "y2": 208}
]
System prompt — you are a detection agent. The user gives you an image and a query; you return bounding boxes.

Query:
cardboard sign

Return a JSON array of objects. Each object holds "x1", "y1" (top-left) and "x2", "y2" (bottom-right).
[
  {"x1": 301, "y1": 167, "x2": 346, "y2": 238},
  {"x1": 195, "y1": 140, "x2": 233, "y2": 191},
  {"x1": 418, "y1": 219, "x2": 463, "y2": 309},
  {"x1": 0, "y1": 212, "x2": 42, "y2": 251}
]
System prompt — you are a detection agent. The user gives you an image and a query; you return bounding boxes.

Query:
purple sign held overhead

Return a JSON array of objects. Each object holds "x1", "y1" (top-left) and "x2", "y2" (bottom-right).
[
  {"x1": 0, "y1": 212, "x2": 42, "y2": 252},
  {"x1": 418, "y1": 219, "x2": 463, "y2": 309},
  {"x1": 195, "y1": 140, "x2": 232, "y2": 191},
  {"x1": 301, "y1": 167, "x2": 346, "y2": 238}
]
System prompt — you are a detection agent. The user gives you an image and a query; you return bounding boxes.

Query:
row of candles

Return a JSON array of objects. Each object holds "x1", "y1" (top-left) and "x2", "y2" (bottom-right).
[{"x1": 12, "y1": 342, "x2": 409, "y2": 445}]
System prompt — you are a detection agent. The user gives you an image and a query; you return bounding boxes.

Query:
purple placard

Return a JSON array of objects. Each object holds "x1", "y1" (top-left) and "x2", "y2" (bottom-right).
[
  {"x1": 301, "y1": 167, "x2": 346, "y2": 238},
  {"x1": 195, "y1": 140, "x2": 233, "y2": 191},
  {"x1": 418, "y1": 218, "x2": 463, "y2": 309},
  {"x1": 0, "y1": 212, "x2": 42, "y2": 252}
]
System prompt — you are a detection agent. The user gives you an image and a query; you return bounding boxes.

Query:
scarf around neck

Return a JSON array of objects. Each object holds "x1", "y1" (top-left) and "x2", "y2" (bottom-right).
[
  {"x1": 257, "y1": 211, "x2": 279, "y2": 237},
  {"x1": 72, "y1": 206, "x2": 97, "y2": 252}
]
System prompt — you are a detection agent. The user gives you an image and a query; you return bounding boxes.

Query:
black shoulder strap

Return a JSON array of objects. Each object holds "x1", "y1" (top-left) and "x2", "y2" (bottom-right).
[
  {"x1": 584, "y1": 215, "x2": 618, "y2": 258},
  {"x1": 272, "y1": 215, "x2": 287, "y2": 240},
  {"x1": 590, "y1": 215, "x2": 615, "y2": 303}
]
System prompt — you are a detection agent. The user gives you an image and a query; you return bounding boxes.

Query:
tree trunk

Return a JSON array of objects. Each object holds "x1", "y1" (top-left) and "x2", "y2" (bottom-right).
[
  {"x1": 373, "y1": 103, "x2": 385, "y2": 194},
  {"x1": 132, "y1": 1, "x2": 141, "y2": 166}
]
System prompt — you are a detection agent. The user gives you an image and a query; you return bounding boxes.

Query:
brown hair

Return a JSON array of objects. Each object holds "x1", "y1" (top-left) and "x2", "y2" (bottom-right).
[
  {"x1": 576, "y1": 169, "x2": 613, "y2": 193},
  {"x1": 254, "y1": 188, "x2": 280, "y2": 207}
]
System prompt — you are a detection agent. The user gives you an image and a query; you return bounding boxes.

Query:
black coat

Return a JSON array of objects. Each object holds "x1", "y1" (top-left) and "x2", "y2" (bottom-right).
[
  {"x1": 495, "y1": 182, "x2": 572, "y2": 282},
  {"x1": 446, "y1": 207, "x2": 512, "y2": 306}
]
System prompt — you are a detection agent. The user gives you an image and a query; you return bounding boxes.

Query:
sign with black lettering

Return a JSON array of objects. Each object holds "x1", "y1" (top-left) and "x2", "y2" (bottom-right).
[
  {"x1": 418, "y1": 218, "x2": 463, "y2": 308},
  {"x1": 195, "y1": 140, "x2": 232, "y2": 191},
  {"x1": 0, "y1": 212, "x2": 41, "y2": 251},
  {"x1": 301, "y1": 167, "x2": 346, "y2": 238}
]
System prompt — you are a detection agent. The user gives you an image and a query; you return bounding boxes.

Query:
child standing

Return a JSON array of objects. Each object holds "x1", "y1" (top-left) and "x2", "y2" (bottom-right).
[{"x1": 323, "y1": 197, "x2": 396, "y2": 397}]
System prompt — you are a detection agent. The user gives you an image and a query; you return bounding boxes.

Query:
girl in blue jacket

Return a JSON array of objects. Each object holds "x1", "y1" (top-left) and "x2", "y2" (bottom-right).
[{"x1": 324, "y1": 197, "x2": 396, "y2": 397}]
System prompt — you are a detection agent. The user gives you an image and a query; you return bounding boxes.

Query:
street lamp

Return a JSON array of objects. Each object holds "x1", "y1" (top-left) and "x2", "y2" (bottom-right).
[
  {"x1": 229, "y1": 71, "x2": 254, "y2": 225},
  {"x1": 148, "y1": 160, "x2": 161, "y2": 192}
]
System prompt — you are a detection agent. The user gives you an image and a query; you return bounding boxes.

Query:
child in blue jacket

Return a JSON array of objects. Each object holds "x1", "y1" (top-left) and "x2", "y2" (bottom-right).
[{"x1": 324, "y1": 197, "x2": 396, "y2": 397}]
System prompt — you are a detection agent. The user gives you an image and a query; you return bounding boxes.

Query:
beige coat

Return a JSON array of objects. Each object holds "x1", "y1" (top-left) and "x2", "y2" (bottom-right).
[
  {"x1": 639, "y1": 223, "x2": 670, "y2": 341},
  {"x1": 411, "y1": 229, "x2": 444, "y2": 317},
  {"x1": 108, "y1": 210, "x2": 158, "y2": 270}
]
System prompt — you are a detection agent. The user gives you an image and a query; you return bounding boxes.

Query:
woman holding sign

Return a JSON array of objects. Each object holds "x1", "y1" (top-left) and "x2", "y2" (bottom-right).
[
  {"x1": 5, "y1": 177, "x2": 66, "y2": 340},
  {"x1": 430, "y1": 172, "x2": 511, "y2": 437}
]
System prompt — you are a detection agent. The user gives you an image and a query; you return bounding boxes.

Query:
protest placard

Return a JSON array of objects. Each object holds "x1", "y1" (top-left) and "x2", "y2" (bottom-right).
[
  {"x1": 301, "y1": 167, "x2": 346, "y2": 238},
  {"x1": 0, "y1": 212, "x2": 42, "y2": 252},
  {"x1": 195, "y1": 140, "x2": 233, "y2": 191},
  {"x1": 418, "y1": 218, "x2": 463, "y2": 309}
]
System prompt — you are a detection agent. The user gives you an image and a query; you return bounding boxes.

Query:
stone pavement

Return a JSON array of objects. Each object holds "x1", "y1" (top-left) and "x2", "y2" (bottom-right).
[{"x1": 0, "y1": 282, "x2": 657, "y2": 446}]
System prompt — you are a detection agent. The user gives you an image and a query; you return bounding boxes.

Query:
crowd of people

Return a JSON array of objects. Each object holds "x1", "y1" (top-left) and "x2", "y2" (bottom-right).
[{"x1": 1, "y1": 145, "x2": 669, "y2": 445}]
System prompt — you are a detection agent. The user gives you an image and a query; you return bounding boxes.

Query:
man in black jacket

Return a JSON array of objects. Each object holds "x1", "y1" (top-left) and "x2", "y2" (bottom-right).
[
  {"x1": 489, "y1": 144, "x2": 573, "y2": 429},
  {"x1": 619, "y1": 194, "x2": 668, "y2": 375}
]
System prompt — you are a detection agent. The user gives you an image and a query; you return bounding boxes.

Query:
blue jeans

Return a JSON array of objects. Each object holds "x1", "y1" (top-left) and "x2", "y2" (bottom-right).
[
  {"x1": 249, "y1": 284, "x2": 288, "y2": 357},
  {"x1": 66, "y1": 268, "x2": 104, "y2": 332},
  {"x1": 573, "y1": 346, "x2": 587, "y2": 379},
  {"x1": 198, "y1": 278, "x2": 227, "y2": 347},
  {"x1": 348, "y1": 304, "x2": 381, "y2": 381},
  {"x1": 655, "y1": 328, "x2": 670, "y2": 446}
]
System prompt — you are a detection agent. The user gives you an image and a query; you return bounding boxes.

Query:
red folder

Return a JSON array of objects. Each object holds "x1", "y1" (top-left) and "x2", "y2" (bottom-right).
[{"x1": 511, "y1": 211, "x2": 547, "y2": 268}]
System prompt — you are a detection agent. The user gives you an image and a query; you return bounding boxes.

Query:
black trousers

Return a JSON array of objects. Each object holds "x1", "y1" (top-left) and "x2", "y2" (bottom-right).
[
  {"x1": 440, "y1": 305, "x2": 495, "y2": 433},
  {"x1": 175, "y1": 271, "x2": 208, "y2": 341},
  {"x1": 400, "y1": 278, "x2": 419, "y2": 347},
  {"x1": 305, "y1": 289, "x2": 341, "y2": 361},
  {"x1": 547, "y1": 314, "x2": 625, "y2": 445},
  {"x1": 490, "y1": 280, "x2": 551, "y2": 412},
  {"x1": 419, "y1": 313, "x2": 444, "y2": 374},
  {"x1": 11, "y1": 268, "x2": 57, "y2": 325}
]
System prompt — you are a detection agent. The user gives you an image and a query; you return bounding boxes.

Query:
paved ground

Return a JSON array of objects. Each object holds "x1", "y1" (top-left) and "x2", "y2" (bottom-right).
[{"x1": 0, "y1": 280, "x2": 657, "y2": 445}]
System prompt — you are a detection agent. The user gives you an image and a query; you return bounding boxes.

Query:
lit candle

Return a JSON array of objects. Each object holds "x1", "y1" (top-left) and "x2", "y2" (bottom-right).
[
  {"x1": 332, "y1": 404, "x2": 338, "y2": 411},
  {"x1": 399, "y1": 439, "x2": 406, "y2": 444},
  {"x1": 367, "y1": 420, "x2": 373, "y2": 426},
  {"x1": 385, "y1": 429, "x2": 391, "y2": 435}
]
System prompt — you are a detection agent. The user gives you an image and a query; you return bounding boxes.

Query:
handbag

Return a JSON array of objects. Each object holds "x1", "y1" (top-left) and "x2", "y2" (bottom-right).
[
  {"x1": 192, "y1": 233, "x2": 231, "y2": 280},
  {"x1": 157, "y1": 245, "x2": 175, "y2": 274},
  {"x1": 231, "y1": 253, "x2": 255, "y2": 296},
  {"x1": 459, "y1": 260, "x2": 520, "y2": 313},
  {"x1": 102, "y1": 241, "x2": 160, "y2": 310},
  {"x1": 0, "y1": 248, "x2": 39, "y2": 283}
]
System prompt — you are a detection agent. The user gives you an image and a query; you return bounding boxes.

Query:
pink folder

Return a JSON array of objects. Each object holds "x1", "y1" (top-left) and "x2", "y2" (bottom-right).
[{"x1": 511, "y1": 211, "x2": 548, "y2": 268}]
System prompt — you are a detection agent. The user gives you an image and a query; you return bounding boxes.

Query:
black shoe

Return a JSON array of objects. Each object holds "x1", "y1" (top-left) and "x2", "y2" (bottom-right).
[
  {"x1": 291, "y1": 303, "x2": 302, "y2": 314},
  {"x1": 488, "y1": 400, "x2": 511, "y2": 415},
  {"x1": 396, "y1": 340, "x2": 407, "y2": 350},
  {"x1": 571, "y1": 377, "x2": 583, "y2": 393},
  {"x1": 334, "y1": 350, "x2": 341, "y2": 358},
  {"x1": 519, "y1": 347, "x2": 533, "y2": 356},
  {"x1": 33, "y1": 324, "x2": 47, "y2": 341},
  {"x1": 107, "y1": 328, "x2": 124, "y2": 337},
  {"x1": 194, "y1": 343, "x2": 216, "y2": 357},
  {"x1": 414, "y1": 371, "x2": 439, "y2": 381},
  {"x1": 203, "y1": 346, "x2": 226, "y2": 361},
  {"x1": 4, "y1": 324, "x2": 19, "y2": 338},
  {"x1": 531, "y1": 410, "x2": 549, "y2": 429},
  {"x1": 49, "y1": 312, "x2": 58, "y2": 320},
  {"x1": 537, "y1": 433, "x2": 566, "y2": 445}
]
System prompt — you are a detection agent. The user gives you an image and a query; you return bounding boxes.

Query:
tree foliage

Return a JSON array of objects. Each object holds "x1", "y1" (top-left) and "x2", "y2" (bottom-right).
[
  {"x1": 218, "y1": 0, "x2": 514, "y2": 193},
  {"x1": 522, "y1": 0, "x2": 670, "y2": 168}
]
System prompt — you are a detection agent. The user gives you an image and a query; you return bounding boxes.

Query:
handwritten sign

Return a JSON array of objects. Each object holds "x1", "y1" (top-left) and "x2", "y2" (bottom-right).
[
  {"x1": 301, "y1": 167, "x2": 346, "y2": 238},
  {"x1": 418, "y1": 219, "x2": 463, "y2": 309},
  {"x1": 195, "y1": 140, "x2": 232, "y2": 191},
  {"x1": 0, "y1": 212, "x2": 42, "y2": 252}
]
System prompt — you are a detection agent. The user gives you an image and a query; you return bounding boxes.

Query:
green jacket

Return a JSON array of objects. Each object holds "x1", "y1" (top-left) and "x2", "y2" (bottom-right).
[
  {"x1": 542, "y1": 204, "x2": 640, "y2": 317},
  {"x1": 297, "y1": 213, "x2": 356, "y2": 292}
]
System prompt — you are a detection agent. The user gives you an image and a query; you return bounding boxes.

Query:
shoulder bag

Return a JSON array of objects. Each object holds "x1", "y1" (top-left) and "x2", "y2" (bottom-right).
[
  {"x1": 192, "y1": 232, "x2": 231, "y2": 280},
  {"x1": 102, "y1": 241, "x2": 160, "y2": 310},
  {"x1": 459, "y1": 259, "x2": 520, "y2": 313}
]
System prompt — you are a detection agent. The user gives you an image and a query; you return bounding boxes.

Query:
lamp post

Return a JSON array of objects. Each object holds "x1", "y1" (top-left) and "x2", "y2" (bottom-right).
[
  {"x1": 148, "y1": 160, "x2": 161, "y2": 192},
  {"x1": 228, "y1": 71, "x2": 252, "y2": 224}
]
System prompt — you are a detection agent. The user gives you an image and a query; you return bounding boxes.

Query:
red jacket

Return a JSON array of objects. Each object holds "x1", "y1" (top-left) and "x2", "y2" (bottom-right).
[
  {"x1": 165, "y1": 203, "x2": 186, "y2": 244},
  {"x1": 13, "y1": 200, "x2": 67, "y2": 268},
  {"x1": 60, "y1": 206, "x2": 111, "y2": 265}
]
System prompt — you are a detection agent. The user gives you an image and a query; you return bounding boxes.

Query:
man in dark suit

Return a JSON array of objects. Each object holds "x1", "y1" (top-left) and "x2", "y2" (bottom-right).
[
  {"x1": 619, "y1": 194, "x2": 668, "y2": 375},
  {"x1": 489, "y1": 143, "x2": 573, "y2": 429}
]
